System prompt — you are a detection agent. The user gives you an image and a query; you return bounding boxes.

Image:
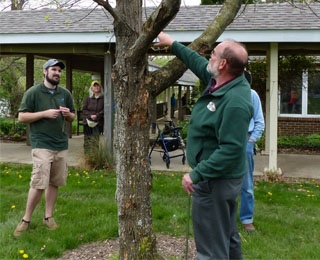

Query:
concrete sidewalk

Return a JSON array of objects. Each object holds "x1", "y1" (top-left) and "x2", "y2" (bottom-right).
[{"x1": 1, "y1": 134, "x2": 319, "y2": 180}]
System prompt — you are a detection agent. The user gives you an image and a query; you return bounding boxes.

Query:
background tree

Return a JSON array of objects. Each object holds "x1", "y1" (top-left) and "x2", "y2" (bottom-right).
[
  {"x1": 72, "y1": 72, "x2": 92, "y2": 112},
  {"x1": 10, "y1": 0, "x2": 27, "y2": 10},
  {"x1": 0, "y1": 57, "x2": 25, "y2": 118}
]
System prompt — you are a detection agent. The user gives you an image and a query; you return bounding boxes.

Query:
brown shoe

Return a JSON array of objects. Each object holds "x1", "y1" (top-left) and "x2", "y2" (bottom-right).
[
  {"x1": 244, "y1": 223, "x2": 255, "y2": 232},
  {"x1": 13, "y1": 219, "x2": 30, "y2": 237},
  {"x1": 43, "y1": 217, "x2": 58, "y2": 230}
]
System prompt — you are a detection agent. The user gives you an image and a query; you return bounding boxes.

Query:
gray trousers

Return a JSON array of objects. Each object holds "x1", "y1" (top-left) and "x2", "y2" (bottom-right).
[{"x1": 192, "y1": 178, "x2": 243, "y2": 260}]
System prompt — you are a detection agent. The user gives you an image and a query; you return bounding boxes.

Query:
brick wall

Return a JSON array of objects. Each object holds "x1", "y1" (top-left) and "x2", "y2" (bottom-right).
[{"x1": 278, "y1": 117, "x2": 320, "y2": 136}]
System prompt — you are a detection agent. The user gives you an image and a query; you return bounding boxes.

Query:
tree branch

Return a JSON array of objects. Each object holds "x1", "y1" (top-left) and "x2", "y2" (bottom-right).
[
  {"x1": 149, "y1": 0, "x2": 242, "y2": 96},
  {"x1": 0, "y1": 57, "x2": 22, "y2": 73},
  {"x1": 129, "y1": 0, "x2": 181, "y2": 62},
  {"x1": 93, "y1": 0, "x2": 118, "y2": 21}
]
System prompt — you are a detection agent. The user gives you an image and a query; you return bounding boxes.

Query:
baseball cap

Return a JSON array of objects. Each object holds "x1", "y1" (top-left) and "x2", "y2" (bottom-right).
[
  {"x1": 43, "y1": 59, "x2": 65, "y2": 70},
  {"x1": 91, "y1": 80, "x2": 101, "y2": 87}
]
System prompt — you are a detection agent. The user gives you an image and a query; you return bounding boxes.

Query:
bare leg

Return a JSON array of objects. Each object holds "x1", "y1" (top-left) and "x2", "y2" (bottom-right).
[
  {"x1": 22, "y1": 188, "x2": 44, "y2": 221},
  {"x1": 45, "y1": 184, "x2": 58, "y2": 218}
]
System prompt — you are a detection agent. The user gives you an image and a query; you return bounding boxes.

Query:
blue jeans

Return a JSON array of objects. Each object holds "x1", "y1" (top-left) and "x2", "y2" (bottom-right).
[{"x1": 240, "y1": 141, "x2": 255, "y2": 224}]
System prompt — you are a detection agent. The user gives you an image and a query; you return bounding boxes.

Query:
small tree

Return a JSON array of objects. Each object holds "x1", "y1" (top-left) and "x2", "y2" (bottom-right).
[
  {"x1": 0, "y1": 57, "x2": 25, "y2": 118},
  {"x1": 72, "y1": 71, "x2": 92, "y2": 112}
]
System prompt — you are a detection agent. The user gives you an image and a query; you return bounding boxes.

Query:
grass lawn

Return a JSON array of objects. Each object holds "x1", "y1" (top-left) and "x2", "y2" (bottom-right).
[{"x1": 1, "y1": 162, "x2": 319, "y2": 259}]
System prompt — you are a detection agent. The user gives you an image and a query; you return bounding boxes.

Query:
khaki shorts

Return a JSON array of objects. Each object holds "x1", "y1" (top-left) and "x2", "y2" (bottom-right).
[{"x1": 30, "y1": 149, "x2": 68, "y2": 189}]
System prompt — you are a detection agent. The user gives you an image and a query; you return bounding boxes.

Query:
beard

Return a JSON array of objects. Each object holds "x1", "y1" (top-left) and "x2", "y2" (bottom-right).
[
  {"x1": 207, "y1": 61, "x2": 219, "y2": 78},
  {"x1": 45, "y1": 74, "x2": 60, "y2": 86}
]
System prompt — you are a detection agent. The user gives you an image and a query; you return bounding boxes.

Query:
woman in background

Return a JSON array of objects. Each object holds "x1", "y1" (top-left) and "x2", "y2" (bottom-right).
[{"x1": 82, "y1": 81, "x2": 104, "y2": 150}]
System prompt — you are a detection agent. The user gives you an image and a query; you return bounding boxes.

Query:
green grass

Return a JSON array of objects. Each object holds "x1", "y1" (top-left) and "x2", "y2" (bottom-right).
[{"x1": 1, "y1": 162, "x2": 320, "y2": 259}]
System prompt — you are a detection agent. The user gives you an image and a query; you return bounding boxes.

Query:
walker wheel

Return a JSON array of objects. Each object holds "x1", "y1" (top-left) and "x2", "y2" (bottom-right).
[
  {"x1": 162, "y1": 154, "x2": 167, "y2": 162},
  {"x1": 166, "y1": 159, "x2": 170, "y2": 169},
  {"x1": 182, "y1": 156, "x2": 186, "y2": 165}
]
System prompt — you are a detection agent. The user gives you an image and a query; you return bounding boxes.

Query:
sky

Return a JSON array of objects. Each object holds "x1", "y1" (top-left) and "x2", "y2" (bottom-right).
[{"x1": 0, "y1": 0, "x2": 201, "y2": 11}]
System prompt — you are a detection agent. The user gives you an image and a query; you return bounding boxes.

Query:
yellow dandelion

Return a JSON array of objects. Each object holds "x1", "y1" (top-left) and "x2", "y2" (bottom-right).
[
  {"x1": 11, "y1": 205, "x2": 16, "y2": 209},
  {"x1": 22, "y1": 253, "x2": 28, "y2": 259},
  {"x1": 267, "y1": 192, "x2": 272, "y2": 196},
  {"x1": 19, "y1": 250, "x2": 24, "y2": 254},
  {"x1": 19, "y1": 175, "x2": 23, "y2": 179}
]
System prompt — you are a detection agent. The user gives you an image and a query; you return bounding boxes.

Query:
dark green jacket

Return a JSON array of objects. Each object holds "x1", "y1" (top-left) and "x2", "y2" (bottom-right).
[
  {"x1": 171, "y1": 42, "x2": 253, "y2": 183},
  {"x1": 19, "y1": 83, "x2": 75, "y2": 150}
]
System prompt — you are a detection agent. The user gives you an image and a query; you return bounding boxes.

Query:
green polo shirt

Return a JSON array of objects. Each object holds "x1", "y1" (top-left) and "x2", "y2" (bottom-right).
[{"x1": 18, "y1": 83, "x2": 75, "y2": 150}]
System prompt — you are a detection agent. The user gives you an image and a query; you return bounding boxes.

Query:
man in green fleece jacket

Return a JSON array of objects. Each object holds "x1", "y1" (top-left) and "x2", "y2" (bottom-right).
[{"x1": 155, "y1": 33, "x2": 253, "y2": 259}]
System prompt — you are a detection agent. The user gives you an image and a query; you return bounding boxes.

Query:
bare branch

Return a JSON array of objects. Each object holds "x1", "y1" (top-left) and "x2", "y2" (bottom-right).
[
  {"x1": 129, "y1": 0, "x2": 181, "y2": 61},
  {"x1": 93, "y1": 0, "x2": 118, "y2": 20},
  {"x1": 305, "y1": 1, "x2": 320, "y2": 18},
  {"x1": 0, "y1": 57, "x2": 22, "y2": 73}
]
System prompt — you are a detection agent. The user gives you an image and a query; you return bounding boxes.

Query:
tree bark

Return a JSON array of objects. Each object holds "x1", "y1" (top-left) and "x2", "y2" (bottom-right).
[{"x1": 111, "y1": 1, "x2": 181, "y2": 258}]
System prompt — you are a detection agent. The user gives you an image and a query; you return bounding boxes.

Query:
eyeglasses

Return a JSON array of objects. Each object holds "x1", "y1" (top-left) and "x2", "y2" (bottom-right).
[{"x1": 211, "y1": 50, "x2": 228, "y2": 64}]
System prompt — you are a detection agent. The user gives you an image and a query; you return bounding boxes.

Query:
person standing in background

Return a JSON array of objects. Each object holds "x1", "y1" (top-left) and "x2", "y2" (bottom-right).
[
  {"x1": 170, "y1": 93, "x2": 176, "y2": 118},
  {"x1": 14, "y1": 59, "x2": 75, "y2": 237},
  {"x1": 241, "y1": 80, "x2": 265, "y2": 231},
  {"x1": 288, "y1": 90, "x2": 298, "y2": 113},
  {"x1": 82, "y1": 81, "x2": 104, "y2": 151}
]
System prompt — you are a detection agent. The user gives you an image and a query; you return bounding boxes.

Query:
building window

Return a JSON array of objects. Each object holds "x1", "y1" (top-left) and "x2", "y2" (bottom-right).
[
  {"x1": 279, "y1": 70, "x2": 320, "y2": 117},
  {"x1": 308, "y1": 70, "x2": 320, "y2": 115}
]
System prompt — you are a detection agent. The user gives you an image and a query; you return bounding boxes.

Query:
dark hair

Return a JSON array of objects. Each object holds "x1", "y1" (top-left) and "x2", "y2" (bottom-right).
[{"x1": 220, "y1": 45, "x2": 247, "y2": 77}]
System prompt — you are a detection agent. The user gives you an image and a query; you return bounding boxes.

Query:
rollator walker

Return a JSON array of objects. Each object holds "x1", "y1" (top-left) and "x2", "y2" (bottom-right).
[{"x1": 148, "y1": 120, "x2": 186, "y2": 169}]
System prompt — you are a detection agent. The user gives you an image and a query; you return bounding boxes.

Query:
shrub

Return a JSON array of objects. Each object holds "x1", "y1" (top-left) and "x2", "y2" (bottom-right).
[
  {"x1": 278, "y1": 134, "x2": 320, "y2": 149},
  {"x1": 177, "y1": 119, "x2": 189, "y2": 140},
  {"x1": 0, "y1": 118, "x2": 80, "y2": 137},
  {"x1": 83, "y1": 137, "x2": 114, "y2": 170},
  {"x1": 0, "y1": 117, "x2": 26, "y2": 136}
]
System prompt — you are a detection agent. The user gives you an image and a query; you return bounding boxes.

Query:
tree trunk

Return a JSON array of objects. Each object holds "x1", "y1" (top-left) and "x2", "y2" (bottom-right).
[{"x1": 113, "y1": 2, "x2": 157, "y2": 259}]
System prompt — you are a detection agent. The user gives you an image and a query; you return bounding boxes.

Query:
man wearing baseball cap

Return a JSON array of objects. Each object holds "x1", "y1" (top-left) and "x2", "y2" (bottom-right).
[
  {"x1": 13, "y1": 58, "x2": 75, "y2": 237},
  {"x1": 43, "y1": 59, "x2": 65, "y2": 70}
]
